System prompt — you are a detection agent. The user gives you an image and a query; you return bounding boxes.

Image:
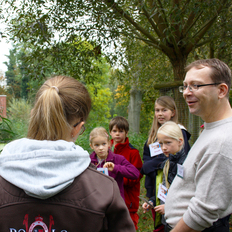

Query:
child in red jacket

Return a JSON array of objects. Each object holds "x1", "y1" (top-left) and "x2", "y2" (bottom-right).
[{"x1": 109, "y1": 116, "x2": 143, "y2": 230}]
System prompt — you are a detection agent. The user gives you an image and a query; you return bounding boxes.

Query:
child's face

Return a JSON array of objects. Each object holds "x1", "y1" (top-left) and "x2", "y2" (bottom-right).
[
  {"x1": 110, "y1": 125, "x2": 127, "y2": 145},
  {"x1": 155, "y1": 103, "x2": 175, "y2": 125},
  {"x1": 157, "y1": 133, "x2": 183, "y2": 157},
  {"x1": 90, "y1": 136, "x2": 109, "y2": 159}
]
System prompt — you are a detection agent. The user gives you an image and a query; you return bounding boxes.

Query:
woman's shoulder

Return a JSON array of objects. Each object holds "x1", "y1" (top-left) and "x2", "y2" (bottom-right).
[{"x1": 77, "y1": 164, "x2": 117, "y2": 185}]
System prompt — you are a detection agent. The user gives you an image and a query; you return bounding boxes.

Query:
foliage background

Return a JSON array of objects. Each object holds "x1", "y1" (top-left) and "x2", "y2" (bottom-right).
[{"x1": 1, "y1": 0, "x2": 232, "y2": 230}]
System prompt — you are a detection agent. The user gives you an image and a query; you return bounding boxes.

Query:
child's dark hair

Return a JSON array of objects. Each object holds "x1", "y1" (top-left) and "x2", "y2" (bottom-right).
[{"x1": 109, "y1": 116, "x2": 129, "y2": 133}]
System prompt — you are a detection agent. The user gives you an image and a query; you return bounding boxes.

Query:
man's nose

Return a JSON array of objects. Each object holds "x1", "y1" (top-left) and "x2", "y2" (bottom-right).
[{"x1": 183, "y1": 86, "x2": 192, "y2": 97}]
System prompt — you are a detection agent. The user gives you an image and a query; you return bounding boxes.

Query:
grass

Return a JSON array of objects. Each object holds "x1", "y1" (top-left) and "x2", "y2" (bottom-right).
[{"x1": 137, "y1": 176, "x2": 154, "y2": 231}]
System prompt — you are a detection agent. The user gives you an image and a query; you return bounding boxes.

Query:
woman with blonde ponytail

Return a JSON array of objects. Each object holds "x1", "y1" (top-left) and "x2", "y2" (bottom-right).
[{"x1": 0, "y1": 75, "x2": 135, "y2": 231}]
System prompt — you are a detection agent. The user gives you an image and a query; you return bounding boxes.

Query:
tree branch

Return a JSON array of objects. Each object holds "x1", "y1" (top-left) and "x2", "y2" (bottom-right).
[
  {"x1": 182, "y1": 11, "x2": 203, "y2": 37},
  {"x1": 185, "y1": 15, "x2": 218, "y2": 54},
  {"x1": 141, "y1": 3, "x2": 164, "y2": 39},
  {"x1": 185, "y1": 0, "x2": 229, "y2": 54},
  {"x1": 153, "y1": 80, "x2": 183, "y2": 89},
  {"x1": 147, "y1": 0, "x2": 169, "y2": 39},
  {"x1": 102, "y1": 0, "x2": 161, "y2": 45}
]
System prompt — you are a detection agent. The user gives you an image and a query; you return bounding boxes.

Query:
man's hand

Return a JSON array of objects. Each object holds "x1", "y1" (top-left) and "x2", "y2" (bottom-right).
[{"x1": 171, "y1": 218, "x2": 200, "y2": 232}]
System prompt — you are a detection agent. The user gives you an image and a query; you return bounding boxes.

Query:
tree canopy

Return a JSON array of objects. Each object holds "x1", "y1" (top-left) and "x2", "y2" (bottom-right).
[
  {"x1": 2, "y1": 0, "x2": 232, "y2": 136},
  {"x1": 3, "y1": 0, "x2": 231, "y2": 79}
]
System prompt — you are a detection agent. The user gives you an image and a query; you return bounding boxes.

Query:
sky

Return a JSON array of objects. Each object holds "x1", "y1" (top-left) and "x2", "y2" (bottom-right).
[{"x1": 0, "y1": 37, "x2": 11, "y2": 75}]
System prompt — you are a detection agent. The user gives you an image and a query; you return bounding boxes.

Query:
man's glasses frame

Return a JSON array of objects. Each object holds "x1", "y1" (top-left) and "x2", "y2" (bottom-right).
[{"x1": 179, "y1": 83, "x2": 221, "y2": 93}]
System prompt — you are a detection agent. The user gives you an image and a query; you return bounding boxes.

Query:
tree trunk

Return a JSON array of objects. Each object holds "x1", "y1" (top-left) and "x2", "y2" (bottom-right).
[
  {"x1": 170, "y1": 57, "x2": 188, "y2": 124},
  {"x1": 128, "y1": 88, "x2": 142, "y2": 134}
]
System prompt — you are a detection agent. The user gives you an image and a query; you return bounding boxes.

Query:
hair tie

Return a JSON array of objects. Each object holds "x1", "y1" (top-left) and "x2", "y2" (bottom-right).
[{"x1": 51, "y1": 86, "x2": 59, "y2": 93}]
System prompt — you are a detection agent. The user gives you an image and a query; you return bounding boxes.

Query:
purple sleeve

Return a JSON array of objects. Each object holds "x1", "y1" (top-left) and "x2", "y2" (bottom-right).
[{"x1": 112, "y1": 155, "x2": 140, "y2": 180}]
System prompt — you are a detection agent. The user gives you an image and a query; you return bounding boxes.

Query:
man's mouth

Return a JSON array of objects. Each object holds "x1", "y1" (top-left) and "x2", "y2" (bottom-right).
[{"x1": 186, "y1": 99, "x2": 197, "y2": 106}]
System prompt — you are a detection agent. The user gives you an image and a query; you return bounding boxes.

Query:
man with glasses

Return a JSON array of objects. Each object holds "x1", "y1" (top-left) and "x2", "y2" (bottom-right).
[{"x1": 165, "y1": 58, "x2": 232, "y2": 232}]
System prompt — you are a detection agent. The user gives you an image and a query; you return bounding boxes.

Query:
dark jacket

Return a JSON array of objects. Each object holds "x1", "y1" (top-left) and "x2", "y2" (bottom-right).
[
  {"x1": 141, "y1": 128, "x2": 191, "y2": 198},
  {"x1": 90, "y1": 149, "x2": 140, "y2": 200},
  {"x1": 149, "y1": 147, "x2": 187, "y2": 203},
  {"x1": 0, "y1": 164, "x2": 135, "y2": 232},
  {"x1": 140, "y1": 140, "x2": 167, "y2": 198},
  {"x1": 162, "y1": 147, "x2": 186, "y2": 185}
]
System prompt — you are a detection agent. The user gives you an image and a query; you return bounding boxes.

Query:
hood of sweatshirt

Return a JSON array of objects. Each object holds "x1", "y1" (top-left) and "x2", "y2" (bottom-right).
[{"x1": 0, "y1": 138, "x2": 91, "y2": 199}]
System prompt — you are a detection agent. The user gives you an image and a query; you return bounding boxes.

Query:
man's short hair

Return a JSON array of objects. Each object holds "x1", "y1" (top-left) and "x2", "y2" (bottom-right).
[
  {"x1": 109, "y1": 116, "x2": 129, "y2": 133},
  {"x1": 185, "y1": 58, "x2": 231, "y2": 97}
]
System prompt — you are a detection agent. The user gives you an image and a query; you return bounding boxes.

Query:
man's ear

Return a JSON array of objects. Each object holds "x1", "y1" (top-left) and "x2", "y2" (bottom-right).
[{"x1": 218, "y1": 83, "x2": 228, "y2": 99}]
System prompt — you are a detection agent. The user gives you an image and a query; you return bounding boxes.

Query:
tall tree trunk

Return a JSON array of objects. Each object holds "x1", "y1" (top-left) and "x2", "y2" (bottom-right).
[
  {"x1": 128, "y1": 88, "x2": 142, "y2": 134},
  {"x1": 171, "y1": 57, "x2": 188, "y2": 125}
]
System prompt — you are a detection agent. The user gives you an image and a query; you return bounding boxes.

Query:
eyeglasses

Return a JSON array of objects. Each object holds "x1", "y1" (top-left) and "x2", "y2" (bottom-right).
[
  {"x1": 179, "y1": 83, "x2": 221, "y2": 93},
  {"x1": 73, "y1": 121, "x2": 86, "y2": 135}
]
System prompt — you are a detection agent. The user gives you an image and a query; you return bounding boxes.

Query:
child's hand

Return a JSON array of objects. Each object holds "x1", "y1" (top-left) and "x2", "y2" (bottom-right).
[
  {"x1": 142, "y1": 201, "x2": 153, "y2": 213},
  {"x1": 103, "y1": 162, "x2": 114, "y2": 171},
  {"x1": 154, "y1": 204, "x2": 165, "y2": 215}
]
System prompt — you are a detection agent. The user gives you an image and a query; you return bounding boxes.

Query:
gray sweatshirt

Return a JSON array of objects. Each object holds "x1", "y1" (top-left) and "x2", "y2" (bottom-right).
[
  {"x1": 0, "y1": 138, "x2": 91, "y2": 199},
  {"x1": 165, "y1": 116, "x2": 232, "y2": 231}
]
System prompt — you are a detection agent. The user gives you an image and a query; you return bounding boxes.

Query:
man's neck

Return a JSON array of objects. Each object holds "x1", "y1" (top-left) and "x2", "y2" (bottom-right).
[{"x1": 203, "y1": 100, "x2": 232, "y2": 123}]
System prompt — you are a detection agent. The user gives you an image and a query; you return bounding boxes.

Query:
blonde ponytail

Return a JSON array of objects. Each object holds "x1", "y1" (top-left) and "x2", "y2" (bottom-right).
[{"x1": 27, "y1": 76, "x2": 91, "y2": 140}]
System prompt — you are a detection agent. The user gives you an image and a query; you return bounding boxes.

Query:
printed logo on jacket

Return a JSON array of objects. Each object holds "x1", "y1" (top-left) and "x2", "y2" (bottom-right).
[{"x1": 10, "y1": 215, "x2": 67, "y2": 232}]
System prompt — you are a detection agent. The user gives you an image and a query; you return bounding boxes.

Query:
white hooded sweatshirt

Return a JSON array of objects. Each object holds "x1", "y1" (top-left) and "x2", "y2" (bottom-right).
[{"x1": 0, "y1": 138, "x2": 91, "y2": 199}]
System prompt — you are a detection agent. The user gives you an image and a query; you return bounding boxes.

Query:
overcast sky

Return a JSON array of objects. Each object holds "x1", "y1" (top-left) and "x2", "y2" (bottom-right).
[{"x1": 0, "y1": 38, "x2": 11, "y2": 75}]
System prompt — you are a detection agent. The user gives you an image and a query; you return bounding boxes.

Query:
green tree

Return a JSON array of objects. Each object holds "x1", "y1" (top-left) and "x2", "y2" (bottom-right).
[
  {"x1": 4, "y1": 45, "x2": 30, "y2": 99},
  {"x1": 87, "y1": 58, "x2": 113, "y2": 124},
  {"x1": 112, "y1": 38, "x2": 173, "y2": 133},
  {"x1": 4, "y1": 0, "x2": 230, "y2": 77},
  {"x1": 3, "y1": 0, "x2": 232, "y2": 135},
  {"x1": 4, "y1": 39, "x2": 113, "y2": 126},
  {"x1": 4, "y1": 48, "x2": 21, "y2": 98}
]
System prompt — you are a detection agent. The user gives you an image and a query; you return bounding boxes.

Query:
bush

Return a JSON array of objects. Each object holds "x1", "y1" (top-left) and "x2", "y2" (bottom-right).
[
  {"x1": 0, "y1": 116, "x2": 16, "y2": 144},
  {"x1": 7, "y1": 98, "x2": 32, "y2": 140}
]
